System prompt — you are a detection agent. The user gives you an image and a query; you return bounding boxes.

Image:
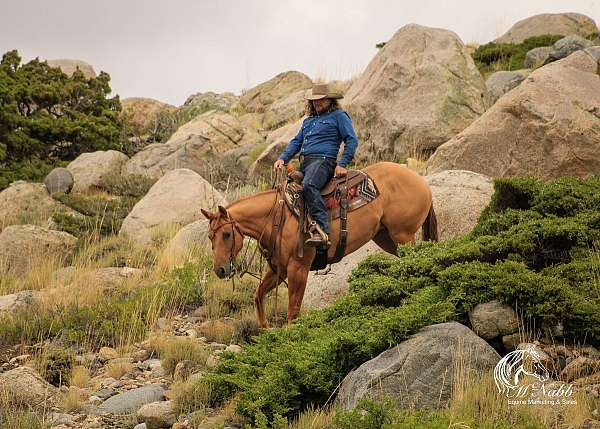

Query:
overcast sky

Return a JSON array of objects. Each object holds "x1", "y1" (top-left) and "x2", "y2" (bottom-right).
[{"x1": 2, "y1": 0, "x2": 599, "y2": 105}]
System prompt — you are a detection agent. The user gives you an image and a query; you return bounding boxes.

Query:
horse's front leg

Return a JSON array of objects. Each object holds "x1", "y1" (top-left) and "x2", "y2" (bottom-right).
[
  {"x1": 286, "y1": 259, "x2": 310, "y2": 324},
  {"x1": 254, "y1": 266, "x2": 284, "y2": 329}
]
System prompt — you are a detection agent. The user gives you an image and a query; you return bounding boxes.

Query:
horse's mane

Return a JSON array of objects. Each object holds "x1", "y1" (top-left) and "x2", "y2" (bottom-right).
[{"x1": 225, "y1": 188, "x2": 277, "y2": 209}]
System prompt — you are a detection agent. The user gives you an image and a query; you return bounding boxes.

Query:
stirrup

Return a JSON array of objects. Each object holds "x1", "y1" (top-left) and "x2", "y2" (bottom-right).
[{"x1": 305, "y1": 223, "x2": 330, "y2": 248}]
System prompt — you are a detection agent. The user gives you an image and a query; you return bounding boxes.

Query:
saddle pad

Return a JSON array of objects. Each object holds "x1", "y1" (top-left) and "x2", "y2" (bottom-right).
[{"x1": 284, "y1": 173, "x2": 380, "y2": 221}]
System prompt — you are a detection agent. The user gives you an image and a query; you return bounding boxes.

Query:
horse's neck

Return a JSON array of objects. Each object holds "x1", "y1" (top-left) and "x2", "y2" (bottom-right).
[{"x1": 227, "y1": 190, "x2": 280, "y2": 242}]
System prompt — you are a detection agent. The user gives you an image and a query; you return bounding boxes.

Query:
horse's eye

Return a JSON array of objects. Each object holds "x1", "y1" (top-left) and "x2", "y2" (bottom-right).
[{"x1": 223, "y1": 231, "x2": 231, "y2": 240}]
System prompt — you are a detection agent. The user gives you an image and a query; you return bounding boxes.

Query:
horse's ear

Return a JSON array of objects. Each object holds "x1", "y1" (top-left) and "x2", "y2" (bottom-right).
[
  {"x1": 201, "y1": 208, "x2": 214, "y2": 220},
  {"x1": 218, "y1": 205, "x2": 229, "y2": 219}
]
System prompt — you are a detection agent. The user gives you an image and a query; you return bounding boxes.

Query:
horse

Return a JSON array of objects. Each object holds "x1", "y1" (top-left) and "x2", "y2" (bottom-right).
[{"x1": 201, "y1": 161, "x2": 438, "y2": 328}]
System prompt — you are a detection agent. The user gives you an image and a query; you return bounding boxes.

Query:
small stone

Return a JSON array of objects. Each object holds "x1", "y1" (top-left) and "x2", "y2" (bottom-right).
[
  {"x1": 208, "y1": 342, "x2": 226, "y2": 351},
  {"x1": 89, "y1": 395, "x2": 103, "y2": 405},
  {"x1": 137, "y1": 400, "x2": 176, "y2": 429},
  {"x1": 132, "y1": 349, "x2": 151, "y2": 362},
  {"x1": 206, "y1": 355, "x2": 220, "y2": 368},
  {"x1": 92, "y1": 388, "x2": 116, "y2": 400},
  {"x1": 225, "y1": 344, "x2": 243, "y2": 353},
  {"x1": 173, "y1": 360, "x2": 196, "y2": 382},
  {"x1": 98, "y1": 346, "x2": 119, "y2": 362},
  {"x1": 134, "y1": 424, "x2": 147, "y2": 429},
  {"x1": 185, "y1": 329, "x2": 198, "y2": 338},
  {"x1": 156, "y1": 317, "x2": 168, "y2": 330}
]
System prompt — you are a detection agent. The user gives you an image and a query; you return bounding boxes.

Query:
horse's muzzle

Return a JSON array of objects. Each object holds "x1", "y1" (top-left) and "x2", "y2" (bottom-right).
[{"x1": 215, "y1": 265, "x2": 230, "y2": 279}]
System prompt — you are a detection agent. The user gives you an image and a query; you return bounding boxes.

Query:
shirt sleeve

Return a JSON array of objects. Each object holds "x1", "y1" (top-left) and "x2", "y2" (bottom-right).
[
  {"x1": 337, "y1": 111, "x2": 359, "y2": 167},
  {"x1": 278, "y1": 121, "x2": 304, "y2": 163}
]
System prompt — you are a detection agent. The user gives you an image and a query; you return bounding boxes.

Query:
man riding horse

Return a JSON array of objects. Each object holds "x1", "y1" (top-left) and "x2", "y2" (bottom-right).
[{"x1": 273, "y1": 83, "x2": 358, "y2": 248}]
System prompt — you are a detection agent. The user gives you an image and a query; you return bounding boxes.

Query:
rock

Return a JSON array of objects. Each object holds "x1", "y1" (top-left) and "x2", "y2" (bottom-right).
[
  {"x1": 51, "y1": 266, "x2": 77, "y2": 286},
  {"x1": 121, "y1": 98, "x2": 177, "y2": 134},
  {"x1": 560, "y1": 356, "x2": 600, "y2": 382},
  {"x1": 48, "y1": 412, "x2": 75, "y2": 426},
  {"x1": 208, "y1": 342, "x2": 226, "y2": 351},
  {"x1": 119, "y1": 169, "x2": 226, "y2": 245},
  {"x1": 248, "y1": 118, "x2": 303, "y2": 177},
  {"x1": 485, "y1": 70, "x2": 530, "y2": 103},
  {"x1": 67, "y1": 150, "x2": 129, "y2": 193},
  {"x1": 237, "y1": 71, "x2": 312, "y2": 115},
  {"x1": 261, "y1": 89, "x2": 307, "y2": 130},
  {"x1": 140, "y1": 359, "x2": 163, "y2": 372},
  {"x1": 98, "y1": 347, "x2": 119, "y2": 362},
  {"x1": 345, "y1": 23, "x2": 488, "y2": 161},
  {"x1": 303, "y1": 241, "x2": 383, "y2": 310},
  {"x1": 137, "y1": 401, "x2": 176, "y2": 429},
  {"x1": 46, "y1": 59, "x2": 96, "y2": 79},
  {"x1": 173, "y1": 360, "x2": 196, "y2": 381},
  {"x1": 123, "y1": 110, "x2": 264, "y2": 179},
  {"x1": 502, "y1": 333, "x2": 522, "y2": 352},
  {"x1": 337, "y1": 322, "x2": 500, "y2": 410},
  {"x1": 163, "y1": 219, "x2": 209, "y2": 259},
  {"x1": 44, "y1": 168, "x2": 74, "y2": 194},
  {"x1": 134, "y1": 424, "x2": 148, "y2": 429},
  {"x1": 55, "y1": 267, "x2": 143, "y2": 296},
  {"x1": 132, "y1": 349, "x2": 151, "y2": 363},
  {"x1": 183, "y1": 91, "x2": 238, "y2": 111},
  {"x1": 97, "y1": 384, "x2": 165, "y2": 415},
  {"x1": 426, "y1": 47, "x2": 600, "y2": 180},
  {"x1": 92, "y1": 388, "x2": 117, "y2": 400},
  {"x1": 468, "y1": 300, "x2": 519, "y2": 340},
  {"x1": 206, "y1": 355, "x2": 220, "y2": 368},
  {"x1": 420, "y1": 170, "x2": 493, "y2": 240},
  {"x1": 0, "y1": 366, "x2": 58, "y2": 406},
  {"x1": 0, "y1": 225, "x2": 77, "y2": 275},
  {"x1": 0, "y1": 181, "x2": 76, "y2": 225},
  {"x1": 225, "y1": 344, "x2": 243, "y2": 354},
  {"x1": 494, "y1": 13, "x2": 599, "y2": 44},
  {"x1": 0, "y1": 290, "x2": 39, "y2": 314},
  {"x1": 524, "y1": 46, "x2": 554, "y2": 68},
  {"x1": 545, "y1": 34, "x2": 594, "y2": 64}
]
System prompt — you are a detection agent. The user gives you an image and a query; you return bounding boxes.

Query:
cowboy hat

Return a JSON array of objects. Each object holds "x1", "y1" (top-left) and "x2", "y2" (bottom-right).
[{"x1": 304, "y1": 83, "x2": 343, "y2": 100}]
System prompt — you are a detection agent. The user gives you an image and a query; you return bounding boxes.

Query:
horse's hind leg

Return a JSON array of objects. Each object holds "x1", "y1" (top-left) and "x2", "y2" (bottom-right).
[
  {"x1": 254, "y1": 266, "x2": 285, "y2": 329},
  {"x1": 286, "y1": 259, "x2": 310, "y2": 324},
  {"x1": 372, "y1": 227, "x2": 399, "y2": 256}
]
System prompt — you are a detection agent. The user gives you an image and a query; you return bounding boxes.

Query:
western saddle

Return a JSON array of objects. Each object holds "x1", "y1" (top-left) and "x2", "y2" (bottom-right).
[{"x1": 284, "y1": 169, "x2": 379, "y2": 270}]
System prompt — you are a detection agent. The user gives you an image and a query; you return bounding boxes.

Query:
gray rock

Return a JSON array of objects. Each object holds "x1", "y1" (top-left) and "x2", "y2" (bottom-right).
[
  {"x1": 485, "y1": 70, "x2": 529, "y2": 103},
  {"x1": 494, "y1": 13, "x2": 598, "y2": 44},
  {"x1": 97, "y1": 384, "x2": 165, "y2": 415},
  {"x1": 44, "y1": 167, "x2": 74, "y2": 194},
  {"x1": 0, "y1": 366, "x2": 58, "y2": 407},
  {"x1": 0, "y1": 290, "x2": 39, "y2": 314},
  {"x1": 524, "y1": 46, "x2": 553, "y2": 68},
  {"x1": 92, "y1": 387, "x2": 117, "y2": 400},
  {"x1": 137, "y1": 400, "x2": 176, "y2": 429},
  {"x1": 134, "y1": 424, "x2": 148, "y2": 429},
  {"x1": 468, "y1": 300, "x2": 520, "y2": 340},
  {"x1": 337, "y1": 322, "x2": 500, "y2": 410},
  {"x1": 545, "y1": 35, "x2": 593, "y2": 64}
]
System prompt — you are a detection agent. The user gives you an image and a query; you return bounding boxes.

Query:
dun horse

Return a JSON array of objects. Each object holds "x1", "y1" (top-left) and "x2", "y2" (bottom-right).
[{"x1": 201, "y1": 161, "x2": 438, "y2": 328}]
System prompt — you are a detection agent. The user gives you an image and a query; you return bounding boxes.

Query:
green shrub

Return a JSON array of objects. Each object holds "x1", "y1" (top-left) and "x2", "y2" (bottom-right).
[
  {"x1": 37, "y1": 345, "x2": 75, "y2": 387},
  {"x1": 472, "y1": 34, "x2": 563, "y2": 74}
]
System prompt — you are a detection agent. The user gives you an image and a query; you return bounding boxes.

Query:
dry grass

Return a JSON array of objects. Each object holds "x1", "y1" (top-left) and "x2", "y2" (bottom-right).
[
  {"x1": 172, "y1": 377, "x2": 213, "y2": 414},
  {"x1": 105, "y1": 360, "x2": 134, "y2": 379},
  {"x1": 69, "y1": 365, "x2": 91, "y2": 388},
  {"x1": 60, "y1": 387, "x2": 85, "y2": 413},
  {"x1": 287, "y1": 404, "x2": 335, "y2": 429},
  {"x1": 148, "y1": 335, "x2": 210, "y2": 374}
]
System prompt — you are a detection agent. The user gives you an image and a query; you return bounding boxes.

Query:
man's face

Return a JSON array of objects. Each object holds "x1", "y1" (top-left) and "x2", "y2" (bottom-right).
[{"x1": 313, "y1": 98, "x2": 332, "y2": 113}]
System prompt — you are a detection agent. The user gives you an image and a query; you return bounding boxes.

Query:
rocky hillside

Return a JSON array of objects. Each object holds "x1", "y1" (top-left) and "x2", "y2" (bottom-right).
[{"x1": 1, "y1": 10, "x2": 600, "y2": 429}]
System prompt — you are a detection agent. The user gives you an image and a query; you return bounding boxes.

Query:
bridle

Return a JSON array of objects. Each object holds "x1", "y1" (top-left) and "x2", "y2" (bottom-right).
[{"x1": 207, "y1": 217, "x2": 245, "y2": 280}]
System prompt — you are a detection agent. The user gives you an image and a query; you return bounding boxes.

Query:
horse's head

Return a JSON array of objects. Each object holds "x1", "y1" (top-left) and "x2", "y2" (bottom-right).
[{"x1": 201, "y1": 205, "x2": 244, "y2": 279}]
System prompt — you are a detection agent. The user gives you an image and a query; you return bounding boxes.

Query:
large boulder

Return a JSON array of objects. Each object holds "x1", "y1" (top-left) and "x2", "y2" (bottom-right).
[
  {"x1": 44, "y1": 167, "x2": 74, "y2": 194},
  {"x1": 485, "y1": 70, "x2": 530, "y2": 104},
  {"x1": 261, "y1": 89, "x2": 307, "y2": 130},
  {"x1": 121, "y1": 98, "x2": 176, "y2": 133},
  {"x1": 494, "y1": 13, "x2": 599, "y2": 44},
  {"x1": 97, "y1": 384, "x2": 165, "y2": 415},
  {"x1": 302, "y1": 242, "x2": 383, "y2": 311},
  {"x1": 0, "y1": 181, "x2": 76, "y2": 226},
  {"x1": 46, "y1": 59, "x2": 96, "y2": 79},
  {"x1": 544, "y1": 34, "x2": 594, "y2": 64},
  {"x1": 183, "y1": 91, "x2": 238, "y2": 111},
  {"x1": 468, "y1": 300, "x2": 520, "y2": 340},
  {"x1": 237, "y1": 71, "x2": 312, "y2": 114},
  {"x1": 426, "y1": 47, "x2": 600, "y2": 180},
  {"x1": 345, "y1": 24, "x2": 489, "y2": 161},
  {"x1": 0, "y1": 225, "x2": 78, "y2": 275},
  {"x1": 119, "y1": 169, "x2": 226, "y2": 245},
  {"x1": 248, "y1": 119, "x2": 302, "y2": 177},
  {"x1": 337, "y1": 322, "x2": 500, "y2": 410},
  {"x1": 0, "y1": 366, "x2": 58, "y2": 407},
  {"x1": 421, "y1": 170, "x2": 494, "y2": 241},
  {"x1": 67, "y1": 150, "x2": 129, "y2": 193},
  {"x1": 524, "y1": 46, "x2": 554, "y2": 68},
  {"x1": 163, "y1": 220, "x2": 209, "y2": 260},
  {"x1": 123, "y1": 110, "x2": 264, "y2": 179}
]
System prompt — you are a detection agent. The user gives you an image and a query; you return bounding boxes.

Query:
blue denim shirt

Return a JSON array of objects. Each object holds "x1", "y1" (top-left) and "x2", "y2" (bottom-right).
[{"x1": 278, "y1": 109, "x2": 359, "y2": 167}]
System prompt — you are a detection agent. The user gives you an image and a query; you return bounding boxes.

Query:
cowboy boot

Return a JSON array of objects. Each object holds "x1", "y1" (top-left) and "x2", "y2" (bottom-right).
[{"x1": 305, "y1": 222, "x2": 330, "y2": 248}]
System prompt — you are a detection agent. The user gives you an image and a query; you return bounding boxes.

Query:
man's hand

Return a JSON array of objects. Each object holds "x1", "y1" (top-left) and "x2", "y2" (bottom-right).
[
  {"x1": 334, "y1": 165, "x2": 347, "y2": 178},
  {"x1": 273, "y1": 159, "x2": 285, "y2": 170}
]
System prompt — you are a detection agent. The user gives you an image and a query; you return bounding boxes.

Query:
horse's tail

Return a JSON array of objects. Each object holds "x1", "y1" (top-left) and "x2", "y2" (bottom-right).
[{"x1": 422, "y1": 202, "x2": 438, "y2": 242}]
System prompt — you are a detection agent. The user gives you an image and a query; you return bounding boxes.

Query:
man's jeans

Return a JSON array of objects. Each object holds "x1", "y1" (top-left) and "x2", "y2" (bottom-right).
[{"x1": 300, "y1": 156, "x2": 336, "y2": 235}]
